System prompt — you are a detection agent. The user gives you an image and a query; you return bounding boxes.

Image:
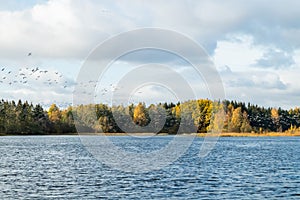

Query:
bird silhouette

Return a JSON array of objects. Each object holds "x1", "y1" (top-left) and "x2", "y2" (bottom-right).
[{"x1": 28, "y1": 53, "x2": 32, "y2": 56}]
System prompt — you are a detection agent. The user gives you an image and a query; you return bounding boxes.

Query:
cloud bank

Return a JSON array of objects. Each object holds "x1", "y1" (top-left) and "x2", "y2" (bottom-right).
[{"x1": 0, "y1": 0, "x2": 300, "y2": 109}]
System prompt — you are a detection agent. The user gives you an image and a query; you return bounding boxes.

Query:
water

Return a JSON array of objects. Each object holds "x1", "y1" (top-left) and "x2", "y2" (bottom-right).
[{"x1": 0, "y1": 136, "x2": 299, "y2": 199}]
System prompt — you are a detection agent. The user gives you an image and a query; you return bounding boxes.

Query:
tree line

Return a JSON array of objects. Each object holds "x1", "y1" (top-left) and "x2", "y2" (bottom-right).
[
  {"x1": 0, "y1": 100, "x2": 75, "y2": 134},
  {"x1": 1, "y1": 99, "x2": 300, "y2": 135}
]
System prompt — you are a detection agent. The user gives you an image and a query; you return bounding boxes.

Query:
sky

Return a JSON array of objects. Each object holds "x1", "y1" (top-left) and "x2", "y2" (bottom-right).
[{"x1": 0, "y1": 0, "x2": 300, "y2": 109}]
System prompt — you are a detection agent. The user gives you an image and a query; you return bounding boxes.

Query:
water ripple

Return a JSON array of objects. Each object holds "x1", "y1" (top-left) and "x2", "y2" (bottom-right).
[{"x1": 0, "y1": 136, "x2": 299, "y2": 199}]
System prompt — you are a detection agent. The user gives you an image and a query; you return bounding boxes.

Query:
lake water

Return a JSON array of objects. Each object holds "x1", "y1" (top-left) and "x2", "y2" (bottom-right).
[{"x1": 0, "y1": 136, "x2": 299, "y2": 199}]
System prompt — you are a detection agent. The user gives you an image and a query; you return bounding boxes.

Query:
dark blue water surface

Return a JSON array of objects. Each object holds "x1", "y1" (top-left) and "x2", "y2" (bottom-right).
[{"x1": 0, "y1": 136, "x2": 299, "y2": 199}]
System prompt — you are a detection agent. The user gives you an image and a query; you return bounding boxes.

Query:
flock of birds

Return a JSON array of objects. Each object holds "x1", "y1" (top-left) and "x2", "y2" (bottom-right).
[
  {"x1": 0, "y1": 52, "x2": 70, "y2": 88},
  {"x1": 0, "y1": 66, "x2": 69, "y2": 88},
  {"x1": 0, "y1": 52, "x2": 146, "y2": 107},
  {"x1": 0, "y1": 65, "x2": 130, "y2": 95},
  {"x1": 0, "y1": 67, "x2": 131, "y2": 98}
]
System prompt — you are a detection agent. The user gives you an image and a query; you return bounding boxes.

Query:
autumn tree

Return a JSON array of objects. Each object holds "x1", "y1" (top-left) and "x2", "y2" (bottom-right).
[
  {"x1": 48, "y1": 104, "x2": 61, "y2": 122},
  {"x1": 148, "y1": 104, "x2": 169, "y2": 133},
  {"x1": 48, "y1": 104, "x2": 62, "y2": 133},
  {"x1": 190, "y1": 99, "x2": 212, "y2": 133},
  {"x1": 230, "y1": 107, "x2": 242, "y2": 132},
  {"x1": 240, "y1": 111, "x2": 252, "y2": 132},
  {"x1": 133, "y1": 103, "x2": 150, "y2": 127},
  {"x1": 207, "y1": 103, "x2": 225, "y2": 134},
  {"x1": 271, "y1": 108, "x2": 281, "y2": 132},
  {"x1": 60, "y1": 106, "x2": 76, "y2": 133}
]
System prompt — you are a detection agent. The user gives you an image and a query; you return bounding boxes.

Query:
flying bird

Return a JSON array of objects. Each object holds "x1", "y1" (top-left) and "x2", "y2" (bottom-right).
[{"x1": 28, "y1": 53, "x2": 32, "y2": 56}]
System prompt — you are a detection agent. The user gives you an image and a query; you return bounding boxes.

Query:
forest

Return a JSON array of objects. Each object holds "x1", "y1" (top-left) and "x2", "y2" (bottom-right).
[{"x1": 1, "y1": 98, "x2": 300, "y2": 135}]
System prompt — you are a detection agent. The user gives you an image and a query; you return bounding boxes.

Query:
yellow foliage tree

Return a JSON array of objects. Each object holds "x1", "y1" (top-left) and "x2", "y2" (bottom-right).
[
  {"x1": 133, "y1": 103, "x2": 149, "y2": 126},
  {"x1": 48, "y1": 104, "x2": 61, "y2": 122},
  {"x1": 271, "y1": 108, "x2": 281, "y2": 132},
  {"x1": 230, "y1": 107, "x2": 242, "y2": 132}
]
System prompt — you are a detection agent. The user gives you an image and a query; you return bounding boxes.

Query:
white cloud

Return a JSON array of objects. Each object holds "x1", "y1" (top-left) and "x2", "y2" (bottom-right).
[
  {"x1": 213, "y1": 33, "x2": 300, "y2": 108},
  {"x1": 255, "y1": 48, "x2": 295, "y2": 69},
  {"x1": 0, "y1": 0, "x2": 135, "y2": 59},
  {"x1": 213, "y1": 35, "x2": 265, "y2": 71}
]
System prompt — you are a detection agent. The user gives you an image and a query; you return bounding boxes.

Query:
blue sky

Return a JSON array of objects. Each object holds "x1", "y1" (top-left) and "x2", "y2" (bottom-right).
[{"x1": 0, "y1": 0, "x2": 300, "y2": 109}]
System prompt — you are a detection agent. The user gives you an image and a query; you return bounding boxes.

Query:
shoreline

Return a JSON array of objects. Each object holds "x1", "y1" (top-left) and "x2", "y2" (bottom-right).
[
  {"x1": 1, "y1": 132, "x2": 300, "y2": 137},
  {"x1": 197, "y1": 132, "x2": 300, "y2": 137}
]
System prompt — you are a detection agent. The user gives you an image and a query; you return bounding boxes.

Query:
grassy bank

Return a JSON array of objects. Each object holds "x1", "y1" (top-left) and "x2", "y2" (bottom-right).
[
  {"x1": 197, "y1": 132, "x2": 300, "y2": 137},
  {"x1": 0, "y1": 132, "x2": 78, "y2": 136},
  {"x1": 1, "y1": 132, "x2": 300, "y2": 137}
]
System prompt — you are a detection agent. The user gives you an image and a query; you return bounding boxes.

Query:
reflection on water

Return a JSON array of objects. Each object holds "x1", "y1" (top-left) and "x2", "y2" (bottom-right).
[{"x1": 0, "y1": 136, "x2": 299, "y2": 199}]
